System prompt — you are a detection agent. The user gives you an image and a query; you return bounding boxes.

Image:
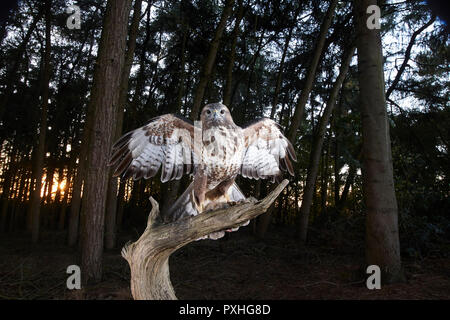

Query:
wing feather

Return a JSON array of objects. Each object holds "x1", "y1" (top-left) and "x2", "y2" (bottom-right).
[
  {"x1": 109, "y1": 114, "x2": 195, "y2": 182},
  {"x1": 240, "y1": 118, "x2": 296, "y2": 181}
]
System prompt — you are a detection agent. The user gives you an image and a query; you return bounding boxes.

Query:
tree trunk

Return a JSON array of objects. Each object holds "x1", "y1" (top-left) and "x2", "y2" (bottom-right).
[
  {"x1": 105, "y1": 0, "x2": 142, "y2": 251},
  {"x1": 122, "y1": 180, "x2": 288, "y2": 299},
  {"x1": 297, "y1": 46, "x2": 355, "y2": 243},
  {"x1": 190, "y1": 0, "x2": 235, "y2": 120},
  {"x1": 254, "y1": 71, "x2": 286, "y2": 239},
  {"x1": 54, "y1": 167, "x2": 63, "y2": 204},
  {"x1": 333, "y1": 102, "x2": 341, "y2": 206},
  {"x1": 14, "y1": 169, "x2": 28, "y2": 229},
  {"x1": 66, "y1": 11, "x2": 101, "y2": 246},
  {"x1": 286, "y1": 0, "x2": 338, "y2": 142},
  {"x1": 67, "y1": 60, "x2": 99, "y2": 246},
  {"x1": 80, "y1": 0, "x2": 132, "y2": 285},
  {"x1": 67, "y1": 116, "x2": 94, "y2": 245},
  {"x1": 45, "y1": 165, "x2": 54, "y2": 204},
  {"x1": 58, "y1": 167, "x2": 71, "y2": 231},
  {"x1": 0, "y1": 152, "x2": 15, "y2": 233},
  {"x1": 175, "y1": 13, "x2": 189, "y2": 111},
  {"x1": 338, "y1": 164, "x2": 355, "y2": 208},
  {"x1": 28, "y1": 0, "x2": 52, "y2": 243},
  {"x1": 270, "y1": 10, "x2": 298, "y2": 119},
  {"x1": 255, "y1": 181, "x2": 271, "y2": 239},
  {"x1": 104, "y1": 178, "x2": 118, "y2": 250},
  {"x1": 320, "y1": 135, "x2": 330, "y2": 213},
  {"x1": 223, "y1": 1, "x2": 245, "y2": 106},
  {"x1": 255, "y1": 200, "x2": 274, "y2": 239},
  {"x1": 354, "y1": 0, "x2": 403, "y2": 283}
]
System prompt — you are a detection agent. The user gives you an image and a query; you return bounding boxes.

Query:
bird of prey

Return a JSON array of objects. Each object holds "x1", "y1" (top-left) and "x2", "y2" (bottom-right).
[{"x1": 109, "y1": 102, "x2": 296, "y2": 238}]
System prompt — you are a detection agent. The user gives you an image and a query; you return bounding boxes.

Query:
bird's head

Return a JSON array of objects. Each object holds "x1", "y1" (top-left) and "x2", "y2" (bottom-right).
[{"x1": 200, "y1": 102, "x2": 233, "y2": 126}]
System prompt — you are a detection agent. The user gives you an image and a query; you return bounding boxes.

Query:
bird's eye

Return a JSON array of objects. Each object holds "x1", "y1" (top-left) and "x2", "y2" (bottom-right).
[
  {"x1": 206, "y1": 110, "x2": 211, "y2": 114},
  {"x1": 220, "y1": 109, "x2": 225, "y2": 114}
]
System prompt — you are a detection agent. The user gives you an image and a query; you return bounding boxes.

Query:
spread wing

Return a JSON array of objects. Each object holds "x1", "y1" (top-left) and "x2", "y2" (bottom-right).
[
  {"x1": 109, "y1": 114, "x2": 196, "y2": 182},
  {"x1": 241, "y1": 118, "x2": 297, "y2": 181}
]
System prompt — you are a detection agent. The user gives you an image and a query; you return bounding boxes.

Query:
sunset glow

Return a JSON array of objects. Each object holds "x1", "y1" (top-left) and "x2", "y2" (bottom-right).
[{"x1": 39, "y1": 171, "x2": 69, "y2": 201}]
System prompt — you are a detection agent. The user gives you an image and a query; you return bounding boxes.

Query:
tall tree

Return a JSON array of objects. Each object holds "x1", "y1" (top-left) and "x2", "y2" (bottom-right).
[
  {"x1": 27, "y1": 0, "x2": 52, "y2": 243},
  {"x1": 223, "y1": 0, "x2": 245, "y2": 106},
  {"x1": 297, "y1": 46, "x2": 355, "y2": 243},
  {"x1": 354, "y1": 0, "x2": 403, "y2": 283},
  {"x1": 190, "y1": 0, "x2": 235, "y2": 120},
  {"x1": 286, "y1": 0, "x2": 338, "y2": 143},
  {"x1": 80, "y1": 0, "x2": 132, "y2": 284},
  {"x1": 67, "y1": 27, "x2": 100, "y2": 247},
  {"x1": 105, "y1": 0, "x2": 142, "y2": 250}
]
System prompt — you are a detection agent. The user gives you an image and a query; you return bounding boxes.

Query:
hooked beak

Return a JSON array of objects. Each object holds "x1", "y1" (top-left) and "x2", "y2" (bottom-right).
[{"x1": 212, "y1": 110, "x2": 220, "y2": 121}]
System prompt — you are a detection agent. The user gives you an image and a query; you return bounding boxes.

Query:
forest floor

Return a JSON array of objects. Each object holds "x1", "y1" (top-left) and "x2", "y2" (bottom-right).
[{"x1": 0, "y1": 225, "x2": 449, "y2": 300}]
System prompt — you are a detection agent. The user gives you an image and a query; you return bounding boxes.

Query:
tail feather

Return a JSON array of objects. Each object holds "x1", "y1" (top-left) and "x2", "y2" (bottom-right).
[
  {"x1": 161, "y1": 181, "x2": 198, "y2": 223},
  {"x1": 227, "y1": 182, "x2": 245, "y2": 202}
]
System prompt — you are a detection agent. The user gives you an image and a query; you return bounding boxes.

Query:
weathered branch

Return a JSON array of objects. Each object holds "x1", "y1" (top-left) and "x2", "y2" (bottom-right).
[{"x1": 121, "y1": 179, "x2": 289, "y2": 300}]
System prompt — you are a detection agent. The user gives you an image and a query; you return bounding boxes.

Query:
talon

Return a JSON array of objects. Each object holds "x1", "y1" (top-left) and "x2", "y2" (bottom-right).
[{"x1": 209, "y1": 231, "x2": 225, "y2": 240}]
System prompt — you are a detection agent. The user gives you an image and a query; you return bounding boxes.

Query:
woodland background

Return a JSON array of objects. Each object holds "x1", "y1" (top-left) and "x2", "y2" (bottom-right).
[{"x1": 0, "y1": 0, "x2": 449, "y2": 299}]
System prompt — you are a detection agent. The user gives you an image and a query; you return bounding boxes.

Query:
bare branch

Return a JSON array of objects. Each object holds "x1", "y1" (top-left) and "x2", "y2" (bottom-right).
[
  {"x1": 386, "y1": 16, "x2": 436, "y2": 100},
  {"x1": 121, "y1": 179, "x2": 289, "y2": 300}
]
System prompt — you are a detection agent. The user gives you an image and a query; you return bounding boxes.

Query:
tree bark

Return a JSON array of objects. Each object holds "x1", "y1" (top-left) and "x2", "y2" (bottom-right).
[
  {"x1": 67, "y1": 107, "x2": 93, "y2": 245},
  {"x1": 354, "y1": 0, "x2": 403, "y2": 283},
  {"x1": 297, "y1": 46, "x2": 355, "y2": 243},
  {"x1": 58, "y1": 177, "x2": 70, "y2": 231},
  {"x1": 80, "y1": 0, "x2": 132, "y2": 285},
  {"x1": 57, "y1": 163, "x2": 73, "y2": 231},
  {"x1": 0, "y1": 151, "x2": 16, "y2": 232},
  {"x1": 105, "y1": 0, "x2": 142, "y2": 250},
  {"x1": 190, "y1": 0, "x2": 235, "y2": 120},
  {"x1": 28, "y1": 0, "x2": 52, "y2": 243},
  {"x1": 67, "y1": 34, "x2": 99, "y2": 246},
  {"x1": 254, "y1": 181, "x2": 272, "y2": 239},
  {"x1": 122, "y1": 180, "x2": 288, "y2": 300},
  {"x1": 286, "y1": 0, "x2": 338, "y2": 143}
]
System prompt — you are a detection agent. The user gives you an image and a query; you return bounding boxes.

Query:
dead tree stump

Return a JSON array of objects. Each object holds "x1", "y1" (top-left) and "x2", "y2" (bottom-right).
[{"x1": 121, "y1": 179, "x2": 289, "y2": 300}]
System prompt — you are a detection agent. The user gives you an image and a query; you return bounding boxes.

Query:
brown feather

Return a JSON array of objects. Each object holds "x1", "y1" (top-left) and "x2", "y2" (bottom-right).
[
  {"x1": 109, "y1": 142, "x2": 130, "y2": 166},
  {"x1": 284, "y1": 157, "x2": 294, "y2": 176},
  {"x1": 287, "y1": 140, "x2": 297, "y2": 162},
  {"x1": 112, "y1": 131, "x2": 133, "y2": 150},
  {"x1": 113, "y1": 153, "x2": 133, "y2": 177}
]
